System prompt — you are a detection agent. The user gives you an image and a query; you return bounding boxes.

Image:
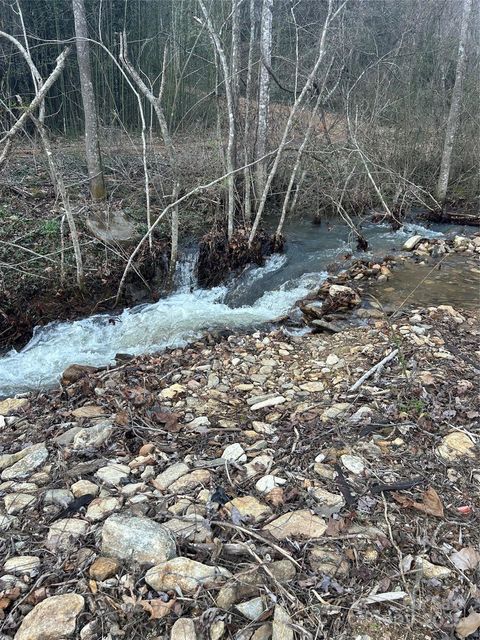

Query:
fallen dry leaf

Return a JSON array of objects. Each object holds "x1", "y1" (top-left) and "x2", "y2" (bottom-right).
[
  {"x1": 456, "y1": 611, "x2": 480, "y2": 638},
  {"x1": 450, "y1": 547, "x2": 480, "y2": 572},
  {"x1": 140, "y1": 598, "x2": 175, "y2": 620},
  {"x1": 393, "y1": 486, "x2": 444, "y2": 518}
]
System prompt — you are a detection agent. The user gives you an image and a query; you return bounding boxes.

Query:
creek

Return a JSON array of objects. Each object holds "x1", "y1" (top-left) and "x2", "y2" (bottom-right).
[{"x1": 0, "y1": 216, "x2": 476, "y2": 397}]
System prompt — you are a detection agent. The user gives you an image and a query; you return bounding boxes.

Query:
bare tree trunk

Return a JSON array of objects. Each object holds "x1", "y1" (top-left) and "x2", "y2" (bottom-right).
[
  {"x1": 72, "y1": 0, "x2": 106, "y2": 200},
  {"x1": 231, "y1": 0, "x2": 241, "y2": 172},
  {"x1": 243, "y1": 0, "x2": 256, "y2": 223},
  {"x1": 254, "y1": 0, "x2": 273, "y2": 202},
  {"x1": 198, "y1": 0, "x2": 235, "y2": 240},
  {"x1": 436, "y1": 0, "x2": 472, "y2": 206}
]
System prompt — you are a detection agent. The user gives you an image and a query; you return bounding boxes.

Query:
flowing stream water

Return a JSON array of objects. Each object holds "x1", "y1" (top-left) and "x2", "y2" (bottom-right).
[{"x1": 0, "y1": 217, "x2": 477, "y2": 397}]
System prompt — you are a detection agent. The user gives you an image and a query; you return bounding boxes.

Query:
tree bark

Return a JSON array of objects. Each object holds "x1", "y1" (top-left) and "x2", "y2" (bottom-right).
[
  {"x1": 436, "y1": 0, "x2": 472, "y2": 206},
  {"x1": 254, "y1": 0, "x2": 273, "y2": 202},
  {"x1": 72, "y1": 0, "x2": 106, "y2": 200}
]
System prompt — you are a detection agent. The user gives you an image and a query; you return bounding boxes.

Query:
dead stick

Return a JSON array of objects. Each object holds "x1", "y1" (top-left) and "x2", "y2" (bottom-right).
[{"x1": 349, "y1": 348, "x2": 399, "y2": 392}]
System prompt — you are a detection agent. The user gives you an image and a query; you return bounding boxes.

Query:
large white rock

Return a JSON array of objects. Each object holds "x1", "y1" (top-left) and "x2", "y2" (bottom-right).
[
  {"x1": 221, "y1": 443, "x2": 247, "y2": 463},
  {"x1": 14, "y1": 593, "x2": 84, "y2": 640},
  {"x1": 403, "y1": 235, "x2": 423, "y2": 251},
  {"x1": 1, "y1": 444, "x2": 48, "y2": 480},
  {"x1": 101, "y1": 514, "x2": 176, "y2": 565}
]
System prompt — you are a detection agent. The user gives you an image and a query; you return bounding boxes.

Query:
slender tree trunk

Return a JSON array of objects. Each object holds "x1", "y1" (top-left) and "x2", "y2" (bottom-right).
[
  {"x1": 254, "y1": 0, "x2": 273, "y2": 203},
  {"x1": 198, "y1": 0, "x2": 236, "y2": 240},
  {"x1": 231, "y1": 0, "x2": 241, "y2": 171},
  {"x1": 72, "y1": 0, "x2": 106, "y2": 200},
  {"x1": 436, "y1": 0, "x2": 472, "y2": 206},
  {"x1": 243, "y1": 0, "x2": 256, "y2": 223}
]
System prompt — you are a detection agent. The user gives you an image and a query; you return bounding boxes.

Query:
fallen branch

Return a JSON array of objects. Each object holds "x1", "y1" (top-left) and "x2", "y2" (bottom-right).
[{"x1": 349, "y1": 348, "x2": 399, "y2": 392}]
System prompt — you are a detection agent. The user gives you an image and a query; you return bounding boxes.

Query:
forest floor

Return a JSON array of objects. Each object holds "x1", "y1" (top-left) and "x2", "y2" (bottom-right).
[{"x1": 1, "y1": 291, "x2": 479, "y2": 638}]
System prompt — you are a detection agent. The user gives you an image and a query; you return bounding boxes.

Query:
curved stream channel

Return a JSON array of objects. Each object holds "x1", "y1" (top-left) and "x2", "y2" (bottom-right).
[{"x1": 0, "y1": 218, "x2": 477, "y2": 397}]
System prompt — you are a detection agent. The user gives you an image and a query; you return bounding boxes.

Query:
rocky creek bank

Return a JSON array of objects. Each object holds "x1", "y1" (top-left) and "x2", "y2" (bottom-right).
[{"x1": 0, "y1": 269, "x2": 479, "y2": 640}]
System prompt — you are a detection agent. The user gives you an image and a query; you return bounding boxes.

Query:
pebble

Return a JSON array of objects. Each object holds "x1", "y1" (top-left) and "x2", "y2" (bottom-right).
[
  {"x1": 14, "y1": 594, "x2": 84, "y2": 640},
  {"x1": 171, "y1": 618, "x2": 198, "y2": 640},
  {"x1": 86, "y1": 496, "x2": 122, "y2": 521},
  {"x1": 321, "y1": 403, "x2": 350, "y2": 421},
  {"x1": 340, "y1": 454, "x2": 365, "y2": 475},
  {"x1": 89, "y1": 557, "x2": 120, "y2": 581},
  {"x1": 163, "y1": 514, "x2": 212, "y2": 542},
  {"x1": 235, "y1": 596, "x2": 267, "y2": 621},
  {"x1": 1, "y1": 443, "x2": 48, "y2": 480},
  {"x1": 101, "y1": 514, "x2": 176, "y2": 565},
  {"x1": 168, "y1": 469, "x2": 211, "y2": 493},
  {"x1": 145, "y1": 557, "x2": 231, "y2": 594},
  {"x1": 72, "y1": 420, "x2": 113, "y2": 450},
  {"x1": 263, "y1": 509, "x2": 327, "y2": 540},
  {"x1": 4, "y1": 493, "x2": 36, "y2": 514},
  {"x1": 225, "y1": 496, "x2": 272, "y2": 523},
  {"x1": 308, "y1": 487, "x2": 345, "y2": 516},
  {"x1": 251, "y1": 396, "x2": 286, "y2": 411},
  {"x1": 46, "y1": 518, "x2": 89, "y2": 551},
  {"x1": 272, "y1": 604, "x2": 294, "y2": 640},
  {"x1": 326, "y1": 354, "x2": 339, "y2": 366},
  {"x1": 437, "y1": 432, "x2": 476, "y2": 461},
  {"x1": 221, "y1": 443, "x2": 247, "y2": 463},
  {"x1": 95, "y1": 463, "x2": 131, "y2": 486},
  {"x1": 4, "y1": 556, "x2": 41, "y2": 576},
  {"x1": 43, "y1": 489, "x2": 74, "y2": 509},
  {"x1": 154, "y1": 462, "x2": 190, "y2": 491},
  {"x1": 71, "y1": 479, "x2": 99, "y2": 498},
  {"x1": 255, "y1": 475, "x2": 286, "y2": 493},
  {"x1": 415, "y1": 556, "x2": 452, "y2": 579},
  {"x1": 0, "y1": 397, "x2": 28, "y2": 415},
  {"x1": 299, "y1": 381, "x2": 324, "y2": 393},
  {"x1": 309, "y1": 547, "x2": 349, "y2": 576}
]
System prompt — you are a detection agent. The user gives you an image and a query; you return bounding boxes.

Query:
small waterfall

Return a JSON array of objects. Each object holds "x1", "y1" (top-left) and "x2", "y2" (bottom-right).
[{"x1": 174, "y1": 248, "x2": 199, "y2": 293}]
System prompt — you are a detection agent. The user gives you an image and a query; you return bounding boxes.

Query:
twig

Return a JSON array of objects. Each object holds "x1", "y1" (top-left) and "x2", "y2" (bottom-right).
[{"x1": 349, "y1": 348, "x2": 399, "y2": 392}]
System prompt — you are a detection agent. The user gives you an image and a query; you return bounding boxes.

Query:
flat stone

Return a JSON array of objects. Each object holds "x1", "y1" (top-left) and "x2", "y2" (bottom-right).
[
  {"x1": 54, "y1": 426, "x2": 82, "y2": 446},
  {"x1": 168, "y1": 469, "x2": 211, "y2": 493},
  {"x1": 263, "y1": 510, "x2": 327, "y2": 540},
  {"x1": 252, "y1": 421, "x2": 276, "y2": 435},
  {"x1": 403, "y1": 235, "x2": 423, "y2": 251},
  {"x1": 252, "y1": 624, "x2": 273, "y2": 640},
  {"x1": 14, "y1": 593, "x2": 84, "y2": 640},
  {"x1": 299, "y1": 381, "x2": 324, "y2": 393},
  {"x1": 251, "y1": 396, "x2": 286, "y2": 411},
  {"x1": 1, "y1": 444, "x2": 48, "y2": 480},
  {"x1": 309, "y1": 547, "x2": 349, "y2": 576},
  {"x1": 159, "y1": 384, "x2": 186, "y2": 399},
  {"x1": 4, "y1": 493, "x2": 36, "y2": 514},
  {"x1": 163, "y1": 514, "x2": 212, "y2": 542},
  {"x1": 46, "y1": 519, "x2": 89, "y2": 551},
  {"x1": 210, "y1": 620, "x2": 225, "y2": 640},
  {"x1": 43, "y1": 489, "x2": 74, "y2": 509},
  {"x1": 171, "y1": 618, "x2": 197, "y2": 640},
  {"x1": 272, "y1": 604, "x2": 293, "y2": 640},
  {"x1": 89, "y1": 557, "x2": 120, "y2": 581},
  {"x1": 326, "y1": 354, "x2": 339, "y2": 366},
  {"x1": 321, "y1": 403, "x2": 350, "y2": 422},
  {"x1": 71, "y1": 479, "x2": 99, "y2": 498},
  {"x1": 145, "y1": 557, "x2": 231, "y2": 594},
  {"x1": 437, "y1": 432, "x2": 476, "y2": 461},
  {"x1": 235, "y1": 596, "x2": 267, "y2": 621},
  {"x1": 4, "y1": 556, "x2": 40, "y2": 576},
  {"x1": 225, "y1": 496, "x2": 272, "y2": 523},
  {"x1": 0, "y1": 397, "x2": 28, "y2": 416},
  {"x1": 221, "y1": 443, "x2": 247, "y2": 463},
  {"x1": 313, "y1": 463, "x2": 335, "y2": 480},
  {"x1": 255, "y1": 475, "x2": 286, "y2": 494},
  {"x1": 95, "y1": 464, "x2": 130, "y2": 486},
  {"x1": 0, "y1": 514, "x2": 16, "y2": 530},
  {"x1": 72, "y1": 421, "x2": 114, "y2": 450},
  {"x1": 308, "y1": 487, "x2": 345, "y2": 516},
  {"x1": 340, "y1": 454, "x2": 365, "y2": 475},
  {"x1": 86, "y1": 497, "x2": 122, "y2": 522},
  {"x1": 244, "y1": 455, "x2": 273, "y2": 479},
  {"x1": 101, "y1": 514, "x2": 176, "y2": 566}
]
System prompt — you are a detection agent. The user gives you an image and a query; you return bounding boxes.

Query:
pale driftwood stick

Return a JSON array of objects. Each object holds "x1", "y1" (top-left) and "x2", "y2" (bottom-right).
[{"x1": 349, "y1": 348, "x2": 399, "y2": 392}]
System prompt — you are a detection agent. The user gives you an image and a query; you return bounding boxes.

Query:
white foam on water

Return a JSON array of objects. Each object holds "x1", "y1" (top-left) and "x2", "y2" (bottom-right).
[{"x1": 0, "y1": 260, "x2": 325, "y2": 397}]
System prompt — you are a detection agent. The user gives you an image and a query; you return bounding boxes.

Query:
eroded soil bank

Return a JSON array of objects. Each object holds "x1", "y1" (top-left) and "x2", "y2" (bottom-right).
[{"x1": 0, "y1": 299, "x2": 479, "y2": 639}]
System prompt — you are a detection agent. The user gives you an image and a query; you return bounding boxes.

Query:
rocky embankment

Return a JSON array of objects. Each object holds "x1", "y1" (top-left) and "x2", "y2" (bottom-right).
[{"x1": 1, "y1": 282, "x2": 479, "y2": 639}]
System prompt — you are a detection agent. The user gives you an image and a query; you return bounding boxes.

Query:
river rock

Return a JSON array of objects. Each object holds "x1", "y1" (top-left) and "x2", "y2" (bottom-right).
[
  {"x1": 154, "y1": 463, "x2": 190, "y2": 491},
  {"x1": 163, "y1": 514, "x2": 212, "y2": 542},
  {"x1": 86, "y1": 496, "x2": 122, "y2": 522},
  {"x1": 235, "y1": 596, "x2": 267, "y2": 621},
  {"x1": 210, "y1": 620, "x2": 225, "y2": 640},
  {"x1": 272, "y1": 604, "x2": 293, "y2": 640},
  {"x1": 43, "y1": 489, "x2": 74, "y2": 509},
  {"x1": 225, "y1": 496, "x2": 272, "y2": 523},
  {"x1": 263, "y1": 509, "x2": 327, "y2": 540},
  {"x1": 71, "y1": 479, "x2": 99, "y2": 498},
  {"x1": 1, "y1": 444, "x2": 48, "y2": 480},
  {"x1": 61, "y1": 364, "x2": 99, "y2": 385},
  {"x1": 309, "y1": 547, "x2": 349, "y2": 576},
  {"x1": 101, "y1": 514, "x2": 176, "y2": 565},
  {"x1": 255, "y1": 475, "x2": 286, "y2": 493},
  {"x1": 299, "y1": 381, "x2": 324, "y2": 393},
  {"x1": 403, "y1": 235, "x2": 423, "y2": 250},
  {"x1": 145, "y1": 557, "x2": 231, "y2": 594},
  {"x1": 4, "y1": 556, "x2": 40, "y2": 576},
  {"x1": 95, "y1": 463, "x2": 130, "y2": 486},
  {"x1": 0, "y1": 397, "x2": 28, "y2": 416},
  {"x1": 340, "y1": 454, "x2": 365, "y2": 475},
  {"x1": 72, "y1": 421, "x2": 114, "y2": 450},
  {"x1": 221, "y1": 443, "x2": 247, "y2": 463},
  {"x1": 321, "y1": 403, "x2": 350, "y2": 422},
  {"x1": 168, "y1": 469, "x2": 211, "y2": 493},
  {"x1": 327, "y1": 284, "x2": 361, "y2": 306},
  {"x1": 171, "y1": 618, "x2": 197, "y2": 640},
  {"x1": 415, "y1": 556, "x2": 452, "y2": 579},
  {"x1": 89, "y1": 557, "x2": 120, "y2": 581},
  {"x1": 4, "y1": 493, "x2": 36, "y2": 514},
  {"x1": 46, "y1": 518, "x2": 89, "y2": 551},
  {"x1": 437, "y1": 432, "x2": 476, "y2": 461},
  {"x1": 252, "y1": 624, "x2": 273, "y2": 640},
  {"x1": 251, "y1": 396, "x2": 286, "y2": 411},
  {"x1": 308, "y1": 487, "x2": 345, "y2": 516},
  {"x1": 14, "y1": 593, "x2": 84, "y2": 640}
]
